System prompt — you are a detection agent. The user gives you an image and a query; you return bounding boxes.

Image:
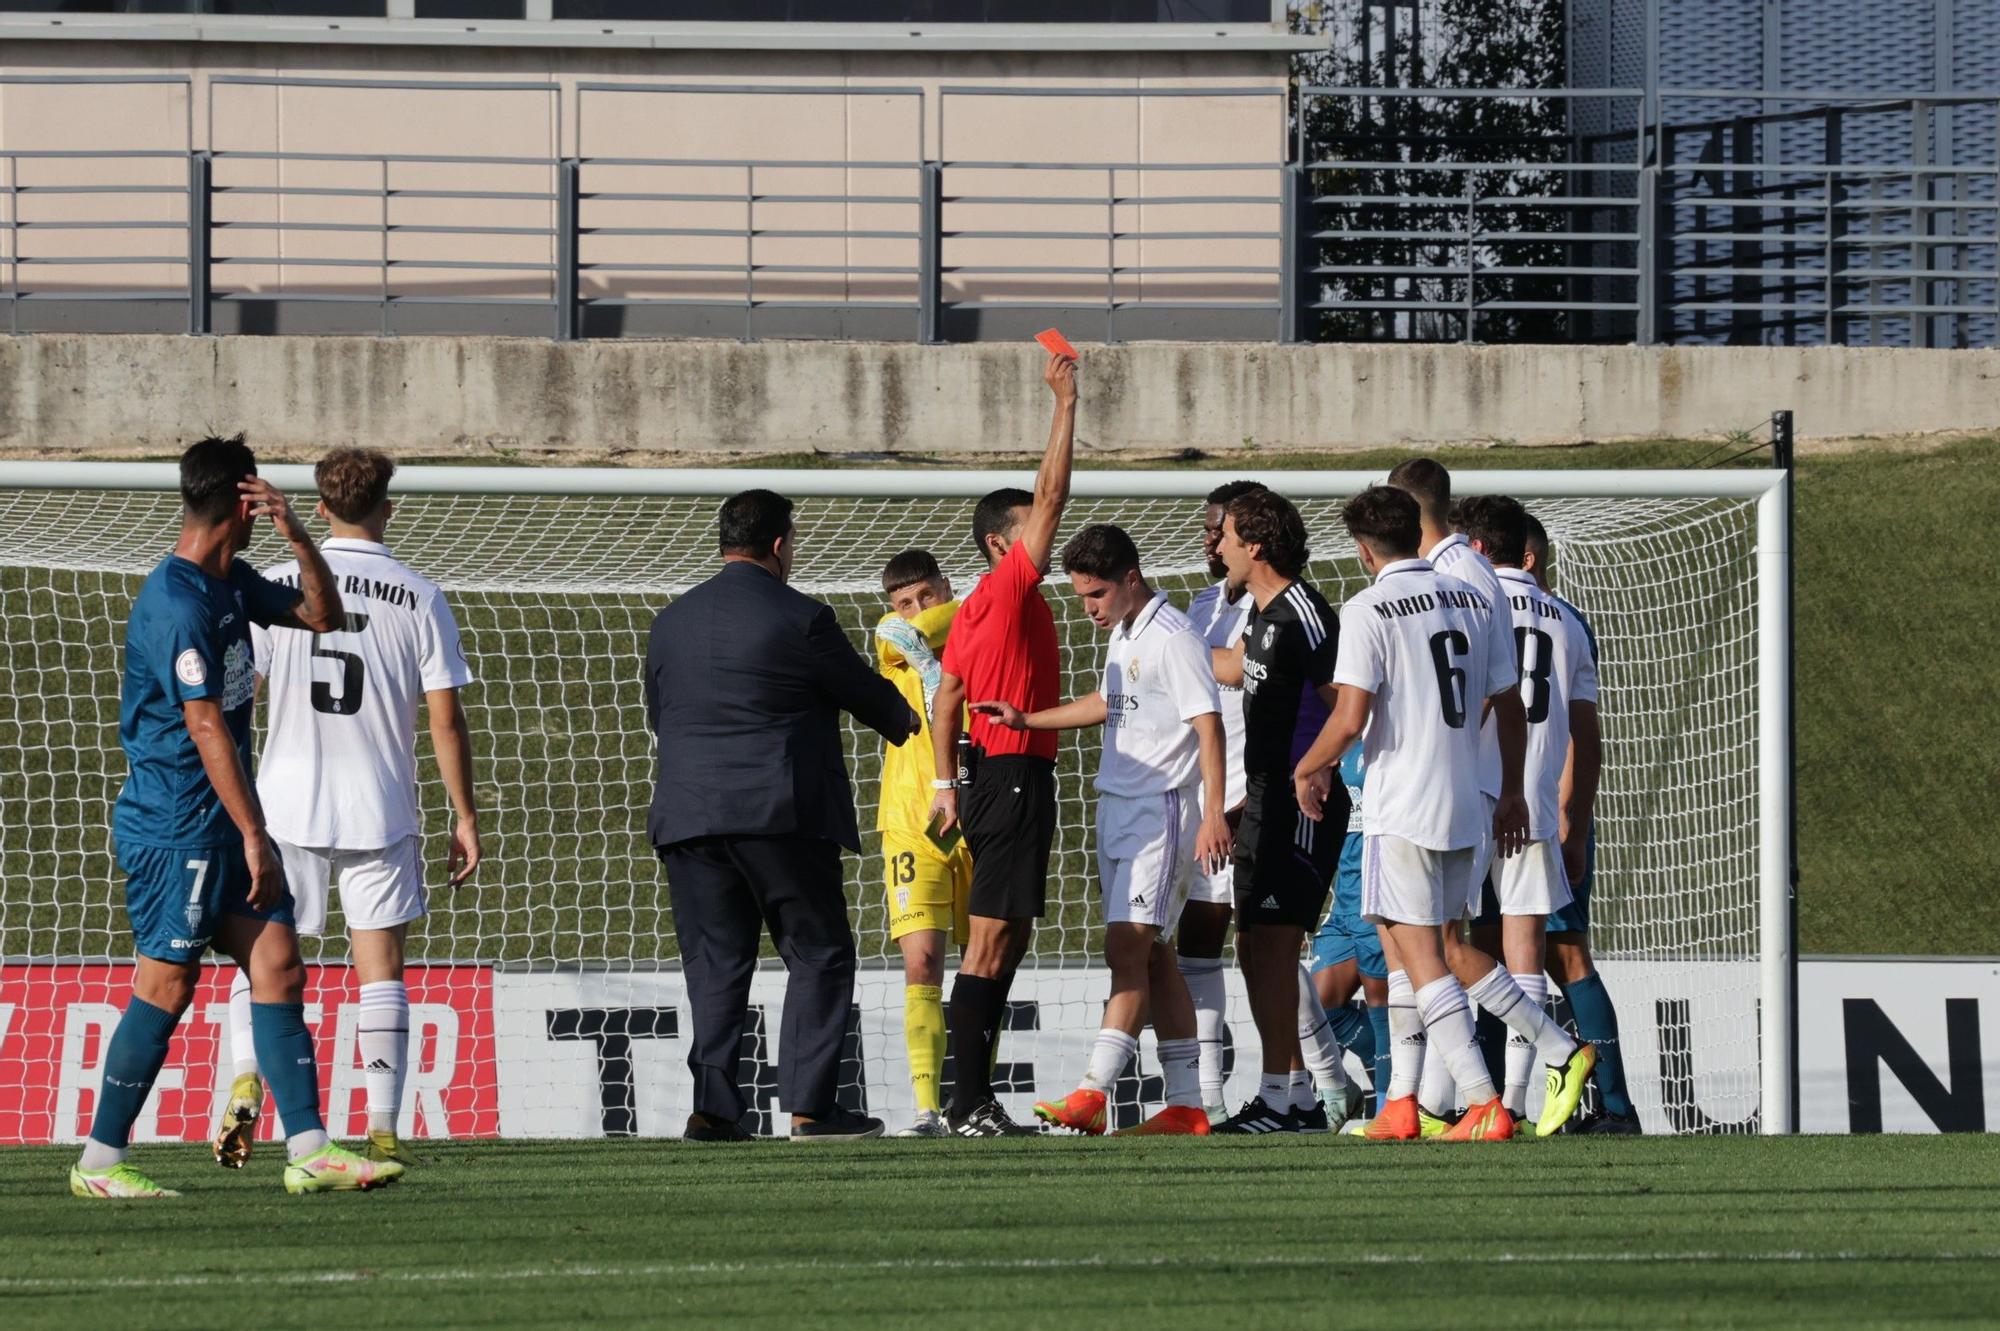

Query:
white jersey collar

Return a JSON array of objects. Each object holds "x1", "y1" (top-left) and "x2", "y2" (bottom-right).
[
  {"x1": 323, "y1": 537, "x2": 394, "y2": 557},
  {"x1": 1496, "y1": 566, "x2": 1538, "y2": 588},
  {"x1": 1374, "y1": 557, "x2": 1433, "y2": 584},
  {"x1": 1427, "y1": 531, "x2": 1468, "y2": 562},
  {"x1": 1117, "y1": 590, "x2": 1171, "y2": 642}
]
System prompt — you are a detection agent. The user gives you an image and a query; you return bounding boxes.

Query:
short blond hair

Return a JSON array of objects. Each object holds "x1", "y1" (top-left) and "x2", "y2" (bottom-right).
[{"x1": 315, "y1": 447, "x2": 396, "y2": 523}]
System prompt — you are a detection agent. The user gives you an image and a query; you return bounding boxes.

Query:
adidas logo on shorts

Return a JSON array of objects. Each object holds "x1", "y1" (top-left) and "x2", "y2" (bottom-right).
[{"x1": 1260, "y1": 896, "x2": 1279, "y2": 910}]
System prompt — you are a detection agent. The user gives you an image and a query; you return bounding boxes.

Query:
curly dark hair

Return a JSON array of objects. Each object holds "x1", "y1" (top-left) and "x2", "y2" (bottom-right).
[{"x1": 1225, "y1": 488, "x2": 1310, "y2": 578}]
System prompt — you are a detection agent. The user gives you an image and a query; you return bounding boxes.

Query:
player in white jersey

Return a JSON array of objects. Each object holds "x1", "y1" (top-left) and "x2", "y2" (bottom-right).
[
  {"x1": 1178, "y1": 479, "x2": 1264, "y2": 1120},
  {"x1": 1522, "y1": 514, "x2": 1634, "y2": 1132},
  {"x1": 1383, "y1": 457, "x2": 1507, "y2": 1126},
  {"x1": 975, "y1": 524, "x2": 1231, "y2": 1137},
  {"x1": 1292, "y1": 486, "x2": 1594, "y2": 1142},
  {"x1": 1457, "y1": 495, "x2": 1601, "y2": 1121},
  {"x1": 212, "y1": 449, "x2": 481, "y2": 1170}
]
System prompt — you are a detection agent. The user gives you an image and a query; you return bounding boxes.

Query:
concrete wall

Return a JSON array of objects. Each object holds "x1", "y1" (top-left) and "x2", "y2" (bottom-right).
[{"x1": 2, "y1": 335, "x2": 1994, "y2": 457}]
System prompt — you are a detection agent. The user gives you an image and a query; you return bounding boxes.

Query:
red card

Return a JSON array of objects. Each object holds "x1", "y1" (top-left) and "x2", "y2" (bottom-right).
[{"x1": 1035, "y1": 328, "x2": 1079, "y2": 360}]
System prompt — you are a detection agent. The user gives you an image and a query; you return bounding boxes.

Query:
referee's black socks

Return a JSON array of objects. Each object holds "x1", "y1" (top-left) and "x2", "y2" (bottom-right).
[{"x1": 947, "y1": 972, "x2": 1007, "y2": 1116}]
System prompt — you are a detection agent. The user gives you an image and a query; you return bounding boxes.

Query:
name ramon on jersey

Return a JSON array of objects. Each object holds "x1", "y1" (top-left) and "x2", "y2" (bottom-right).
[{"x1": 270, "y1": 570, "x2": 420, "y2": 613}]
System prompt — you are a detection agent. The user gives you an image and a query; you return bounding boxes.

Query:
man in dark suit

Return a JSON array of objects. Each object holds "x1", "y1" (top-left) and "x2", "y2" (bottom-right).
[{"x1": 646, "y1": 488, "x2": 920, "y2": 1142}]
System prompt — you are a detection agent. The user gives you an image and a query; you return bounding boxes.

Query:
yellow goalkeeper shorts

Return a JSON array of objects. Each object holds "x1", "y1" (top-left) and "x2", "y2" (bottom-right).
[{"x1": 883, "y1": 833, "x2": 972, "y2": 946}]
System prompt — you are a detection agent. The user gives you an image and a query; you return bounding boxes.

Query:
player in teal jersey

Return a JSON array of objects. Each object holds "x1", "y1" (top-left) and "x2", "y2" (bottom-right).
[
  {"x1": 1307, "y1": 742, "x2": 1391, "y2": 1114},
  {"x1": 71, "y1": 436, "x2": 402, "y2": 1199},
  {"x1": 1524, "y1": 514, "x2": 1637, "y2": 1133}
]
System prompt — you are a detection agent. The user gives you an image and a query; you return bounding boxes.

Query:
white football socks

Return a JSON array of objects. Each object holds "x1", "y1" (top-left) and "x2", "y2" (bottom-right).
[
  {"x1": 287, "y1": 1128, "x2": 331, "y2": 1161},
  {"x1": 1295, "y1": 963, "x2": 1355, "y2": 1092},
  {"x1": 1258, "y1": 1072, "x2": 1289, "y2": 1109},
  {"x1": 1415, "y1": 975, "x2": 1498, "y2": 1106},
  {"x1": 1386, "y1": 969, "x2": 1425, "y2": 1100},
  {"x1": 1288, "y1": 1070, "x2": 1317, "y2": 1113},
  {"x1": 357, "y1": 980, "x2": 411, "y2": 1134},
  {"x1": 1504, "y1": 970, "x2": 1548, "y2": 1116},
  {"x1": 227, "y1": 968, "x2": 258, "y2": 1081},
  {"x1": 1178, "y1": 955, "x2": 1228, "y2": 1108},
  {"x1": 78, "y1": 1139, "x2": 124, "y2": 1170},
  {"x1": 1157, "y1": 1037, "x2": 1202, "y2": 1108},
  {"x1": 1081, "y1": 1028, "x2": 1139, "y2": 1094},
  {"x1": 1468, "y1": 963, "x2": 1577, "y2": 1066}
]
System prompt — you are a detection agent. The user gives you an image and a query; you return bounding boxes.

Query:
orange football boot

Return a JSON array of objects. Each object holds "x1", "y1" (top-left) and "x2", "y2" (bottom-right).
[
  {"x1": 1439, "y1": 1097, "x2": 1516, "y2": 1142},
  {"x1": 1362, "y1": 1094, "x2": 1422, "y2": 1141},
  {"x1": 1032, "y1": 1087, "x2": 1108, "y2": 1135},
  {"x1": 1116, "y1": 1104, "x2": 1212, "y2": 1136}
]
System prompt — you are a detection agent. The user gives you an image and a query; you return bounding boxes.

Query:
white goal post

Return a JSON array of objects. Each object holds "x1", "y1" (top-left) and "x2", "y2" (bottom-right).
[{"x1": 0, "y1": 461, "x2": 1794, "y2": 1139}]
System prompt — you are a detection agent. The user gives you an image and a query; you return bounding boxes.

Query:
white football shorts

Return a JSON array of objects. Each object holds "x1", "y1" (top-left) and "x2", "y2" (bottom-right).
[
  {"x1": 1096, "y1": 787, "x2": 1201, "y2": 932},
  {"x1": 1187, "y1": 847, "x2": 1235, "y2": 907},
  {"x1": 1467, "y1": 793, "x2": 1500, "y2": 919},
  {"x1": 1494, "y1": 837, "x2": 1575, "y2": 918},
  {"x1": 1361, "y1": 833, "x2": 1480, "y2": 929},
  {"x1": 279, "y1": 835, "x2": 427, "y2": 937}
]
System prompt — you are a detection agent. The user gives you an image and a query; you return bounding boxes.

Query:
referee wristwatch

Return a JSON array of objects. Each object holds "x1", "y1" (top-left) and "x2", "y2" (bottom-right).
[{"x1": 931, "y1": 778, "x2": 957, "y2": 790}]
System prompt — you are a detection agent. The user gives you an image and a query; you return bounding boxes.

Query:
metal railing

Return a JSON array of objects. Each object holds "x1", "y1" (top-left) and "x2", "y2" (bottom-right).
[
  {"x1": 1296, "y1": 87, "x2": 1649, "y2": 343},
  {"x1": 937, "y1": 86, "x2": 1288, "y2": 342},
  {"x1": 0, "y1": 74, "x2": 193, "y2": 335},
  {"x1": 3, "y1": 75, "x2": 1996, "y2": 347},
  {"x1": 1656, "y1": 92, "x2": 2000, "y2": 348},
  {"x1": 201, "y1": 77, "x2": 563, "y2": 337},
  {"x1": 571, "y1": 84, "x2": 926, "y2": 342}
]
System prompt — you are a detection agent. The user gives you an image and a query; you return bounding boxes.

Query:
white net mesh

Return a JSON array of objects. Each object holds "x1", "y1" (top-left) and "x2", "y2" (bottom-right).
[{"x1": 0, "y1": 477, "x2": 1768, "y2": 1141}]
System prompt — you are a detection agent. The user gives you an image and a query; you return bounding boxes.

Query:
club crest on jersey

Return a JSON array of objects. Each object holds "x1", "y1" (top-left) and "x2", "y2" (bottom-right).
[
  {"x1": 1128, "y1": 658, "x2": 1141, "y2": 682},
  {"x1": 1261, "y1": 624, "x2": 1276, "y2": 649}
]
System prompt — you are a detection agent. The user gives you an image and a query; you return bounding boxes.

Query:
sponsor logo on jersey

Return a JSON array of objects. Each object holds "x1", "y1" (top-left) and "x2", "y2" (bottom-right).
[
  {"x1": 174, "y1": 649, "x2": 207, "y2": 687},
  {"x1": 221, "y1": 639, "x2": 256, "y2": 710}
]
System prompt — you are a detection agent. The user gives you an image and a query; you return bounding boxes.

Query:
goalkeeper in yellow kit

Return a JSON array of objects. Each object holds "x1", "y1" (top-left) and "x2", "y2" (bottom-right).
[{"x1": 874, "y1": 549, "x2": 975, "y2": 1138}]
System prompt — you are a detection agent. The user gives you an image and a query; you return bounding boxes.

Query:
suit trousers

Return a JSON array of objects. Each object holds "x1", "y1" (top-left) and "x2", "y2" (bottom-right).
[{"x1": 660, "y1": 834, "x2": 855, "y2": 1123}]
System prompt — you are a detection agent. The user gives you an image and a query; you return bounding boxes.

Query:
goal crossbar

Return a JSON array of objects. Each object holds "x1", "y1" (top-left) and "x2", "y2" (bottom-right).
[{"x1": 0, "y1": 462, "x2": 1785, "y2": 502}]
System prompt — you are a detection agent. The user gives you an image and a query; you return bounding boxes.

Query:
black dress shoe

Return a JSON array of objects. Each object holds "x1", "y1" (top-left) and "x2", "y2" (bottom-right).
[
  {"x1": 684, "y1": 1112, "x2": 754, "y2": 1142},
  {"x1": 789, "y1": 1105, "x2": 885, "y2": 1142}
]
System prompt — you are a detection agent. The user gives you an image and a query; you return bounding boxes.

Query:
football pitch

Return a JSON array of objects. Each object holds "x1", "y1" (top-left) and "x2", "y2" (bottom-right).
[{"x1": 3, "y1": 1135, "x2": 1997, "y2": 1328}]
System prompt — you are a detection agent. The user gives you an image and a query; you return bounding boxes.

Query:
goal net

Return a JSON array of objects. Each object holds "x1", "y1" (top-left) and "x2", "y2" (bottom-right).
[{"x1": 0, "y1": 465, "x2": 1790, "y2": 1142}]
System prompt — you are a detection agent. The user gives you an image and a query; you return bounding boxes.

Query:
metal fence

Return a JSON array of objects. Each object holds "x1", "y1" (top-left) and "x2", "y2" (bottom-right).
[{"x1": 1, "y1": 74, "x2": 1995, "y2": 346}]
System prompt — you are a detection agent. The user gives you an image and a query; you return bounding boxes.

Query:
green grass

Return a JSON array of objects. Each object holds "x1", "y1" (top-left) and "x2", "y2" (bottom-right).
[
  {"x1": 4, "y1": 1136, "x2": 1998, "y2": 1328},
  {"x1": 1789, "y1": 439, "x2": 2000, "y2": 955}
]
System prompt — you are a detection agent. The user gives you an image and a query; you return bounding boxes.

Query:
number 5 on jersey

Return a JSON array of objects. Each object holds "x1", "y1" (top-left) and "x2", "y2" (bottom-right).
[{"x1": 310, "y1": 612, "x2": 370, "y2": 716}]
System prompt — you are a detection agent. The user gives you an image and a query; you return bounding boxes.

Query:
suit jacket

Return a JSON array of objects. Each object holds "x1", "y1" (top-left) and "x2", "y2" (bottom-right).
[{"x1": 645, "y1": 560, "x2": 913, "y2": 853}]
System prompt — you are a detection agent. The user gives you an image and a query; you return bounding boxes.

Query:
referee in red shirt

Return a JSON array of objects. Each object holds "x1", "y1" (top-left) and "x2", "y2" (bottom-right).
[{"x1": 927, "y1": 351, "x2": 1078, "y2": 1136}]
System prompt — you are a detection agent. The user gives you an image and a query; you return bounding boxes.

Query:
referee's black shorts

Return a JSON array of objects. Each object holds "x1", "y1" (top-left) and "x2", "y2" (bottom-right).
[
  {"x1": 1233, "y1": 772, "x2": 1347, "y2": 930},
  {"x1": 961, "y1": 753, "x2": 1056, "y2": 921}
]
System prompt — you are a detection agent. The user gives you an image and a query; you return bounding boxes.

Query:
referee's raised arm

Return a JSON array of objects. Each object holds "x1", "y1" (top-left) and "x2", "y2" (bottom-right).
[{"x1": 1014, "y1": 353, "x2": 1080, "y2": 572}]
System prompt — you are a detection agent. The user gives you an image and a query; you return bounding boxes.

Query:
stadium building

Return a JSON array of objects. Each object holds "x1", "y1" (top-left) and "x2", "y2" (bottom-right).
[{"x1": 0, "y1": 2, "x2": 1311, "y2": 340}]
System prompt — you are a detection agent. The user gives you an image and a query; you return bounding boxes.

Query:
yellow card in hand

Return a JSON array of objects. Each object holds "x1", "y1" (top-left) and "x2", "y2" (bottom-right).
[{"x1": 925, "y1": 806, "x2": 964, "y2": 856}]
